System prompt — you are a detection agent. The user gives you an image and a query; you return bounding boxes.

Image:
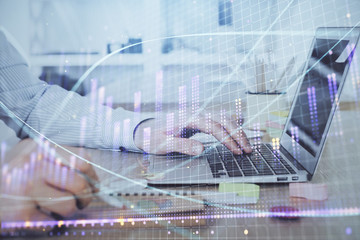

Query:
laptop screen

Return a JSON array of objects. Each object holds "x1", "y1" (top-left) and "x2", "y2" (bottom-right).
[
  {"x1": 286, "y1": 38, "x2": 351, "y2": 156},
  {"x1": 284, "y1": 29, "x2": 358, "y2": 174}
]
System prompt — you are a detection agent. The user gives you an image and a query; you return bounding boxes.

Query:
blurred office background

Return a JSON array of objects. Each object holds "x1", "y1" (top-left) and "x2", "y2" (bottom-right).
[{"x1": 0, "y1": 0, "x2": 360, "y2": 145}]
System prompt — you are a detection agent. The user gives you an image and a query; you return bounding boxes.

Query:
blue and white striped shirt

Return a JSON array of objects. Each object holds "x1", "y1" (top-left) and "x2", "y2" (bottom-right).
[{"x1": 0, "y1": 30, "x2": 152, "y2": 151}]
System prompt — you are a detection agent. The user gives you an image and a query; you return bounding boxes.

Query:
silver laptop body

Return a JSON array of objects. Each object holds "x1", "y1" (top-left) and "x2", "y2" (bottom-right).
[{"x1": 146, "y1": 27, "x2": 360, "y2": 185}]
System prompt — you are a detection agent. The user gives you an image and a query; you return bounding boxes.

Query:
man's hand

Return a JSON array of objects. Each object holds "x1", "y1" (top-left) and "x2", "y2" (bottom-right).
[
  {"x1": 0, "y1": 139, "x2": 99, "y2": 222},
  {"x1": 134, "y1": 112, "x2": 252, "y2": 156}
]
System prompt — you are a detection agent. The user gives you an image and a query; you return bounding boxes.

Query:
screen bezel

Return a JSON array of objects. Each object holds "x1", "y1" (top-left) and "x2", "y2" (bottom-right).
[{"x1": 280, "y1": 27, "x2": 360, "y2": 176}]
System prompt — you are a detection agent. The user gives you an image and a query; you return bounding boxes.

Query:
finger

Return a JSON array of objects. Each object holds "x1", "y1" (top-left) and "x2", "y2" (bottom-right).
[
  {"x1": 57, "y1": 153, "x2": 99, "y2": 193},
  {"x1": 1, "y1": 199, "x2": 52, "y2": 222},
  {"x1": 235, "y1": 129, "x2": 252, "y2": 153},
  {"x1": 44, "y1": 166, "x2": 93, "y2": 210},
  {"x1": 191, "y1": 118, "x2": 243, "y2": 155},
  {"x1": 32, "y1": 183, "x2": 77, "y2": 218},
  {"x1": 172, "y1": 138, "x2": 204, "y2": 156},
  {"x1": 69, "y1": 156, "x2": 99, "y2": 187},
  {"x1": 43, "y1": 145, "x2": 99, "y2": 191},
  {"x1": 221, "y1": 117, "x2": 252, "y2": 153},
  {"x1": 150, "y1": 133, "x2": 171, "y2": 154}
]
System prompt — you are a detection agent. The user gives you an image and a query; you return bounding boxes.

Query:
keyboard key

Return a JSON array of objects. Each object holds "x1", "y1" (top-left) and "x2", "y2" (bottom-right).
[
  {"x1": 206, "y1": 154, "x2": 222, "y2": 165},
  {"x1": 236, "y1": 158, "x2": 254, "y2": 170},
  {"x1": 284, "y1": 165, "x2": 296, "y2": 174},
  {"x1": 223, "y1": 152, "x2": 235, "y2": 162},
  {"x1": 223, "y1": 161, "x2": 242, "y2": 176},
  {"x1": 257, "y1": 167, "x2": 272, "y2": 174},
  {"x1": 250, "y1": 163, "x2": 272, "y2": 175},
  {"x1": 223, "y1": 161, "x2": 239, "y2": 170},
  {"x1": 216, "y1": 145, "x2": 235, "y2": 162},
  {"x1": 234, "y1": 154, "x2": 247, "y2": 162},
  {"x1": 266, "y1": 143, "x2": 274, "y2": 149},
  {"x1": 268, "y1": 162, "x2": 285, "y2": 169},
  {"x1": 215, "y1": 145, "x2": 246, "y2": 177},
  {"x1": 212, "y1": 170, "x2": 226, "y2": 178},
  {"x1": 216, "y1": 145, "x2": 227, "y2": 154},
  {"x1": 285, "y1": 167, "x2": 295, "y2": 173},
  {"x1": 249, "y1": 154, "x2": 270, "y2": 166},
  {"x1": 227, "y1": 169, "x2": 243, "y2": 177},
  {"x1": 209, "y1": 163, "x2": 224, "y2": 172},
  {"x1": 288, "y1": 169, "x2": 297, "y2": 174},
  {"x1": 260, "y1": 144, "x2": 270, "y2": 152},
  {"x1": 242, "y1": 169, "x2": 258, "y2": 176},
  {"x1": 261, "y1": 143, "x2": 296, "y2": 173},
  {"x1": 249, "y1": 154, "x2": 262, "y2": 161}
]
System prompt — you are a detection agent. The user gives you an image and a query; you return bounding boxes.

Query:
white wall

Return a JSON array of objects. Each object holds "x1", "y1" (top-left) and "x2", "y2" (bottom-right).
[
  {"x1": 271, "y1": 0, "x2": 360, "y2": 100},
  {"x1": 0, "y1": 0, "x2": 30, "y2": 54},
  {"x1": 26, "y1": 0, "x2": 161, "y2": 55}
]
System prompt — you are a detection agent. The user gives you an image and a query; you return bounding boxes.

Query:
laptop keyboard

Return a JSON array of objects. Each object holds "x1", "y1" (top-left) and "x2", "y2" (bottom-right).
[{"x1": 205, "y1": 143, "x2": 297, "y2": 178}]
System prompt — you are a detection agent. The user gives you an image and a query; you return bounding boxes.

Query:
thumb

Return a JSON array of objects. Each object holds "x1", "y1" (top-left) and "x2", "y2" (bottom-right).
[{"x1": 173, "y1": 138, "x2": 204, "y2": 156}]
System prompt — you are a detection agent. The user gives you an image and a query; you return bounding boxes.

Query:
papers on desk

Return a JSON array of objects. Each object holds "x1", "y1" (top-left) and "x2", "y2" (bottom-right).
[
  {"x1": 100, "y1": 180, "x2": 260, "y2": 214},
  {"x1": 101, "y1": 187, "x2": 259, "y2": 214},
  {"x1": 218, "y1": 182, "x2": 260, "y2": 197},
  {"x1": 289, "y1": 183, "x2": 328, "y2": 201},
  {"x1": 101, "y1": 191, "x2": 205, "y2": 215},
  {"x1": 265, "y1": 111, "x2": 288, "y2": 139},
  {"x1": 217, "y1": 182, "x2": 259, "y2": 204},
  {"x1": 100, "y1": 181, "x2": 205, "y2": 215}
]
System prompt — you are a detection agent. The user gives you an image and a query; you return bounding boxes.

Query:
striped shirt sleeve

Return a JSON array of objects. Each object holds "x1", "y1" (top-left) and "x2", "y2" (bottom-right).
[{"x1": 0, "y1": 31, "x2": 153, "y2": 151}]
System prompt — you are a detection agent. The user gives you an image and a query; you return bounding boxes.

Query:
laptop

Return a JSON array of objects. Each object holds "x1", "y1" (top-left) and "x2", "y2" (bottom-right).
[{"x1": 146, "y1": 27, "x2": 360, "y2": 185}]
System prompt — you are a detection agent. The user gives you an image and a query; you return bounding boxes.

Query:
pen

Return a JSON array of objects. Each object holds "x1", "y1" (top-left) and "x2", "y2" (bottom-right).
[
  {"x1": 36, "y1": 205, "x2": 64, "y2": 220},
  {"x1": 36, "y1": 205, "x2": 68, "y2": 236}
]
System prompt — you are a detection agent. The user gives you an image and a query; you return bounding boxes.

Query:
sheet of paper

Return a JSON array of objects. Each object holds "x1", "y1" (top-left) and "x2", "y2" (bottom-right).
[
  {"x1": 289, "y1": 183, "x2": 328, "y2": 201},
  {"x1": 199, "y1": 191, "x2": 258, "y2": 204},
  {"x1": 218, "y1": 183, "x2": 260, "y2": 198},
  {"x1": 270, "y1": 110, "x2": 289, "y2": 118}
]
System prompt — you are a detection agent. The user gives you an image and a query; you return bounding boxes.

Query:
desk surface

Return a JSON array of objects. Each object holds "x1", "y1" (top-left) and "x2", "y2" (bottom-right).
[{"x1": 2, "y1": 105, "x2": 360, "y2": 240}]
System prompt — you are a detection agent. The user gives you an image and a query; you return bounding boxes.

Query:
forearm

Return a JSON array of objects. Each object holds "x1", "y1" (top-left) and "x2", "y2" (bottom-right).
[
  {"x1": 0, "y1": 68, "x2": 152, "y2": 150},
  {"x1": 0, "y1": 31, "x2": 153, "y2": 151}
]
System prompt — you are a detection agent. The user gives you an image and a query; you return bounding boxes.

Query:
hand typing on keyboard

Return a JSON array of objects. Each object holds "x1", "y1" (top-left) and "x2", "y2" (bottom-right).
[
  {"x1": 134, "y1": 112, "x2": 252, "y2": 156},
  {"x1": 206, "y1": 143, "x2": 296, "y2": 178}
]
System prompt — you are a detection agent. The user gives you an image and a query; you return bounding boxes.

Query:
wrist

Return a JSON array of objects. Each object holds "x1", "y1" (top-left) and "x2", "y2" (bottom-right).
[{"x1": 133, "y1": 118, "x2": 155, "y2": 151}]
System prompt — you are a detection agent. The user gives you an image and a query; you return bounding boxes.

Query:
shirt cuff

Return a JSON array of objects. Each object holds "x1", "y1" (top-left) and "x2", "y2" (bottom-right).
[{"x1": 101, "y1": 107, "x2": 154, "y2": 152}]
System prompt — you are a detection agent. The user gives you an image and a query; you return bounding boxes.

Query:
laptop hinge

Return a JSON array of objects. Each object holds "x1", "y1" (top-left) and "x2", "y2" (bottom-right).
[{"x1": 279, "y1": 145, "x2": 307, "y2": 172}]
